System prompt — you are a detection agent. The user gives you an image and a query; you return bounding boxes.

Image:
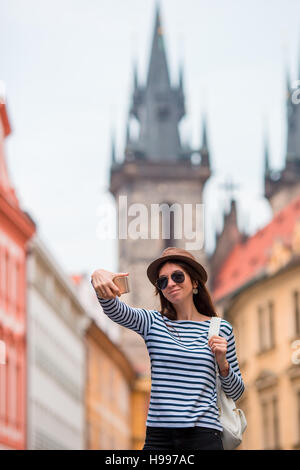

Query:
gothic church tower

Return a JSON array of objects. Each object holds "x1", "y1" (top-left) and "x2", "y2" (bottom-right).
[
  {"x1": 264, "y1": 58, "x2": 300, "y2": 214},
  {"x1": 109, "y1": 5, "x2": 212, "y2": 375}
]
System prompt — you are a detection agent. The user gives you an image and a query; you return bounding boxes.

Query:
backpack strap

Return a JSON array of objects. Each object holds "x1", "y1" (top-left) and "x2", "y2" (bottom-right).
[{"x1": 208, "y1": 316, "x2": 222, "y2": 378}]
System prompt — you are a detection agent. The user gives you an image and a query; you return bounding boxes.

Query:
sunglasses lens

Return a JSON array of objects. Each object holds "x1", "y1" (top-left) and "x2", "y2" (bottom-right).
[
  {"x1": 156, "y1": 276, "x2": 168, "y2": 290},
  {"x1": 156, "y1": 271, "x2": 185, "y2": 290},
  {"x1": 172, "y1": 271, "x2": 185, "y2": 283}
]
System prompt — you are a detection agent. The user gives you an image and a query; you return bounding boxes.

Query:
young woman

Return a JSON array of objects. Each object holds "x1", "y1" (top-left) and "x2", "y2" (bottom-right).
[{"x1": 91, "y1": 247, "x2": 245, "y2": 450}]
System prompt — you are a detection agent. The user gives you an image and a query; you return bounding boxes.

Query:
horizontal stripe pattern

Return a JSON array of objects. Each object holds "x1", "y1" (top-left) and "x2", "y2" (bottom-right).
[{"x1": 96, "y1": 294, "x2": 245, "y2": 431}]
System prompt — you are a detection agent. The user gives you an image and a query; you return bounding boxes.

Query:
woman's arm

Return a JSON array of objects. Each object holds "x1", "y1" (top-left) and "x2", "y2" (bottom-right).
[
  {"x1": 94, "y1": 290, "x2": 157, "y2": 339},
  {"x1": 217, "y1": 324, "x2": 245, "y2": 401}
]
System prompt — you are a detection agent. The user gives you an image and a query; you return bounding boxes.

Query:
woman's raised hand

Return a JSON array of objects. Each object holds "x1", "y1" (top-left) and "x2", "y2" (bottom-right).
[{"x1": 91, "y1": 269, "x2": 129, "y2": 299}]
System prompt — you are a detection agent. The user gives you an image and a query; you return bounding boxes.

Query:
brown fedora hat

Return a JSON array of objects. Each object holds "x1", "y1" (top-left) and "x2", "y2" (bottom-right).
[{"x1": 146, "y1": 246, "x2": 208, "y2": 286}]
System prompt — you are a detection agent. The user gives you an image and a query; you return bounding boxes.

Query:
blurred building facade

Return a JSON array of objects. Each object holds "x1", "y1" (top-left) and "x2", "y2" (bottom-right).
[
  {"x1": 0, "y1": 102, "x2": 36, "y2": 449},
  {"x1": 26, "y1": 235, "x2": 89, "y2": 449},
  {"x1": 212, "y1": 194, "x2": 300, "y2": 449},
  {"x1": 131, "y1": 376, "x2": 151, "y2": 450},
  {"x1": 0, "y1": 96, "x2": 140, "y2": 450},
  {"x1": 85, "y1": 319, "x2": 135, "y2": 449},
  {"x1": 209, "y1": 58, "x2": 300, "y2": 449}
]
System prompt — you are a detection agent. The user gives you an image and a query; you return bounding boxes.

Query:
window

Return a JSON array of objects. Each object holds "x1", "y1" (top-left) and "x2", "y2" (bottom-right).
[
  {"x1": 272, "y1": 396, "x2": 280, "y2": 448},
  {"x1": 156, "y1": 104, "x2": 170, "y2": 121},
  {"x1": 261, "y1": 394, "x2": 280, "y2": 449},
  {"x1": 294, "y1": 291, "x2": 300, "y2": 336},
  {"x1": 0, "y1": 246, "x2": 4, "y2": 298},
  {"x1": 258, "y1": 306, "x2": 264, "y2": 350},
  {"x1": 10, "y1": 258, "x2": 17, "y2": 313},
  {"x1": 0, "y1": 247, "x2": 8, "y2": 304},
  {"x1": 268, "y1": 301, "x2": 275, "y2": 348},
  {"x1": 16, "y1": 262, "x2": 21, "y2": 316},
  {"x1": 6, "y1": 250, "x2": 9, "y2": 303},
  {"x1": 257, "y1": 301, "x2": 275, "y2": 352},
  {"x1": 262, "y1": 400, "x2": 269, "y2": 448}
]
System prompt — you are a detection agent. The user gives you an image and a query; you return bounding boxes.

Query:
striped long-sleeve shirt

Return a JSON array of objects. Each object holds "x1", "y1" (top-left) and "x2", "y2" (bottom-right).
[{"x1": 95, "y1": 293, "x2": 245, "y2": 432}]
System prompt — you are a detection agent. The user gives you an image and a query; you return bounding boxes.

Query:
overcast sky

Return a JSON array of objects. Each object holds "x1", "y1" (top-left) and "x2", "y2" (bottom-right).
[{"x1": 1, "y1": 0, "x2": 300, "y2": 278}]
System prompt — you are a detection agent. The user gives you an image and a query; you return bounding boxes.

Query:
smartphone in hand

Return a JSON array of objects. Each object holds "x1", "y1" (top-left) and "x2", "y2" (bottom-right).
[{"x1": 113, "y1": 274, "x2": 130, "y2": 294}]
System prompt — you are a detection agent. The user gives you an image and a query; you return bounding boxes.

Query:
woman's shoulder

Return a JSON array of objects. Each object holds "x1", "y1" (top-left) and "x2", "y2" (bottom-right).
[
  {"x1": 219, "y1": 317, "x2": 233, "y2": 338},
  {"x1": 143, "y1": 307, "x2": 161, "y2": 319}
]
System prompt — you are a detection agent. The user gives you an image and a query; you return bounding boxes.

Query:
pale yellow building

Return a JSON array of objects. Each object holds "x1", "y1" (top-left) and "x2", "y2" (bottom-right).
[
  {"x1": 85, "y1": 320, "x2": 136, "y2": 449},
  {"x1": 213, "y1": 194, "x2": 300, "y2": 450},
  {"x1": 131, "y1": 376, "x2": 151, "y2": 450}
]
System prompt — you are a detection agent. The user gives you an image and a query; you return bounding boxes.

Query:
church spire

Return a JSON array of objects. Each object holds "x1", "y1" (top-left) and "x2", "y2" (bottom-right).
[
  {"x1": 209, "y1": 178, "x2": 243, "y2": 287},
  {"x1": 264, "y1": 52, "x2": 300, "y2": 213},
  {"x1": 201, "y1": 114, "x2": 208, "y2": 150},
  {"x1": 128, "y1": 3, "x2": 186, "y2": 162},
  {"x1": 146, "y1": 2, "x2": 171, "y2": 90},
  {"x1": 200, "y1": 113, "x2": 210, "y2": 168},
  {"x1": 285, "y1": 61, "x2": 291, "y2": 97},
  {"x1": 110, "y1": 128, "x2": 117, "y2": 166},
  {"x1": 298, "y1": 35, "x2": 300, "y2": 81},
  {"x1": 133, "y1": 60, "x2": 138, "y2": 91},
  {"x1": 264, "y1": 130, "x2": 270, "y2": 175},
  {"x1": 178, "y1": 62, "x2": 184, "y2": 91},
  {"x1": 126, "y1": 119, "x2": 130, "y2": 145}
]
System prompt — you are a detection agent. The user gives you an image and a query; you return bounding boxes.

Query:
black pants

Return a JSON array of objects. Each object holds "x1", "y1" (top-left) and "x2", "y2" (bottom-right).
[{"x1": 142, "y1": 426, "x2": 224, "y2": 450}]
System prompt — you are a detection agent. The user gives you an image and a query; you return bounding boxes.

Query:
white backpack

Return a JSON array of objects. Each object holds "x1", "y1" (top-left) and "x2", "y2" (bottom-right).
[{"x1": 208, "y1": 316, "x2": 247, "y2": 450}]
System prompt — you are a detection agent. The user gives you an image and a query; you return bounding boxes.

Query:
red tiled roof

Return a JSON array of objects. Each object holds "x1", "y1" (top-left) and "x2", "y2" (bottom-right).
[{"x1": 212, "y1": 193, "x2": 300, "y2": 302}]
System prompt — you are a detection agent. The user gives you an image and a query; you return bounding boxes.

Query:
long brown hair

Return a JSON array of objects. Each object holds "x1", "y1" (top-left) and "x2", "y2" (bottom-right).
[{"x1": 154, "y1": 260, "x2": 218, "y2": 323}]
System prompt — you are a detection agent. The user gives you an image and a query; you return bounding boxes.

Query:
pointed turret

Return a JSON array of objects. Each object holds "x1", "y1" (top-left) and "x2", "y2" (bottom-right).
[
  {"x1": 178, "y1": 62, "x2": 184, "y2": 91},
  {"x1": 126, "y1": 119, "x2": 130, "y2": 146},
  {"x1": 285, "y1": 55, "x2": 300, "y2": 163},
  {"x1": 264, "y1": 53, "x2": 300, "y2": 214},
  {"x1": 201, "y1": 114, "x2": 208, "y2": 150},
  {"x1": 128, "y1": 4, "x2": 187, "y2": 162},
  {"x1": 298, "y1": 36, "x2": 300, "y2": 81},
  {"x1": 286, "y1": 61, "x2": 291, "y2": 98},
  {"x1": 110, "y1": 128, "x2": 117, "y2": 166},
  {"x1": 146, "y1": 3, "x2": 170, "y2": 90},
  {"x1": 226, "y1": 198, "x2": 238, "y2": 226},
  {"x1": 209, "y1": 192, "x2": 244, "y2": 290},
  {"x1": 264, "y1": 129, "x2": 270, "y2": 175},
  {"x1": 133, "y1": 60, "x2": 138, "y2": 91},
  {"x1": 200, "y1": 113, "x2": 210, "y2": 168}
]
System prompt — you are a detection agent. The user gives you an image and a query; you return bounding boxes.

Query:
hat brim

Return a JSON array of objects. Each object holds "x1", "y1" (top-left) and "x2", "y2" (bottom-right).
[{"x1": 147, "y1": 254, "x2": 208, "y2": 287}]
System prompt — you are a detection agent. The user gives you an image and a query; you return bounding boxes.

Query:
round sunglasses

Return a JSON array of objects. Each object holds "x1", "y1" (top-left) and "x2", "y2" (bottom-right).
[{"x1": 155, "y1": 270, "x2": 185, "y2": 291}]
